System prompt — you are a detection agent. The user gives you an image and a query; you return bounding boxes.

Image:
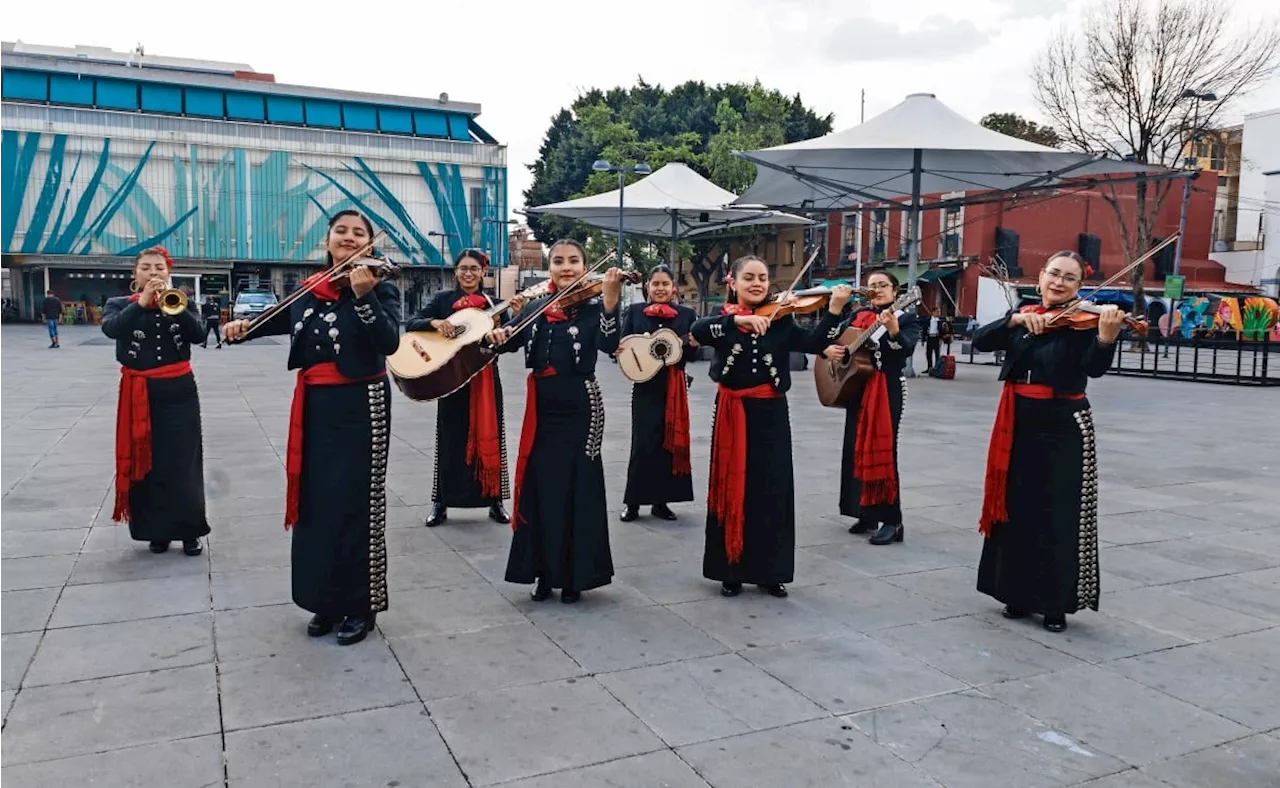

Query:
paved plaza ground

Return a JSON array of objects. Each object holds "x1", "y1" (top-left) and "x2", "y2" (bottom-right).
[{"x1": 2, "y1": 322, "x2": 1278, "y2": 788}]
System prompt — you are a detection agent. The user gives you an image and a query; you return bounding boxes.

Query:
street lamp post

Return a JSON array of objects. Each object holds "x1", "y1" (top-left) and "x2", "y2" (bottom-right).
[
  {"x1": 592, "y1": 159, "x2": 652, "y2": 267},
  {"x1": 1173, "y1": 89, "x2": 1217, "y2": 279}
]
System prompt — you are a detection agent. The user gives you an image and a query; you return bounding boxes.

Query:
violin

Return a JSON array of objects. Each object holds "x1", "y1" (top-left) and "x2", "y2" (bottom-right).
[
  {"x1": 329, "y1": 252, "x2": 402, "y2": 289},
  {"x1": 752, "y1": 286, "x2": 873, "y2": 320},
  {"x1": 553, "y1": 269, "x2": 643, "y2": 309},
  {"x1": 1036, "y1": 301, "x2": 1149, "y2": 335}
]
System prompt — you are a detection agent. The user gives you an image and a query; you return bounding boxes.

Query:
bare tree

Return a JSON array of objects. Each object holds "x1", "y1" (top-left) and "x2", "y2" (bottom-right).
[{"x1": 1034, "y1": 0, "x2": 1280, "y2": 311}]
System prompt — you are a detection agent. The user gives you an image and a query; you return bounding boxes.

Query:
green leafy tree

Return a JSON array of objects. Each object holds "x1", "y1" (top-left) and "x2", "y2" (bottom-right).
[
  {"x1": 524, "y1": 79, "x2": 832, "y2": 303},
  {"x1": 979, "y1": 112, "x2": 1063, "y2": 147}
]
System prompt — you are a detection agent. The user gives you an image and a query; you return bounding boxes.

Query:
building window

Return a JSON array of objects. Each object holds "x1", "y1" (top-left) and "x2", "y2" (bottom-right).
[
  {"x1": 940, "y1": 192, "x2": 965, "y2": 259},
  {"x1": 871, "y1": 209, "x2": 888, "y2": 263},
  {"x1": 841, "y1": 211, "x2": 861, "y2": 267},
  {"x1": 788, "y1": 240, "x2": 796, "y2": 264}
]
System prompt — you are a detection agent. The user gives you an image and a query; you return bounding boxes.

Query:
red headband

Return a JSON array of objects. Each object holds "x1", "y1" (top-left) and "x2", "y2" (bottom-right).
[
  {"x1": 140, "y1": 245, "x2": 174, "y2": 269},
  {"x1": 1084, "y1": 264, "x2": 1095, "y2": 277}
]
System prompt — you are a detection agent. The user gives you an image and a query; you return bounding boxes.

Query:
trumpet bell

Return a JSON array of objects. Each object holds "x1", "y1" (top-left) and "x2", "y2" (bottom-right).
[{"x1": 159, "y1": 289, "x2": 187, "y2": 316}]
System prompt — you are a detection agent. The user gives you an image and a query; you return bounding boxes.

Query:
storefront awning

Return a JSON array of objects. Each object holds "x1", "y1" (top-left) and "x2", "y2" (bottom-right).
[{"x1": 918, "y1": 267, "x2": 962, "y2": 282}]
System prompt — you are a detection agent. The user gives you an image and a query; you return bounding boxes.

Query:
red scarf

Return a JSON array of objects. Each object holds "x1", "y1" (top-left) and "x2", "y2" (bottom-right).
[
  {"x1": 453, "y1": 293, "x2": 488, "y2": 311},
  {"x1": 721, "y1": 303, "x2": 757, "y2": 333},
  {"x1": 708, "y1": 382, "x2": 779, "y2": 563},
  {"x1": 305, "y1": 268, "x2": 342, "y2": 303},
  {"x1": 544, "y1": 281, "x2": 568, "y2": 323},
  {"x1": 285, "y1": 363, "x2": 386, "y2": 529},
  {"x1": 511, "y1": 368, "x2": 558, "y2": 528},
  {"x1": 664, "y1": 366, "x2": 692, "y2": 476},
  {"x1": 112, "y1": 361, "x2": 193, "y2": 523},
  {"x1": 850, "y1": 310, "x2": 898, "y2": 506},
  {"x1": 452, "y1": 293, "x2": 504, "y2": 497},
  {"x1": 644, "y1": 303, "x2": 678, "y2": 319},
  {"x1": 979, "y1": 383, "x2": 1085, "y2": 537}
]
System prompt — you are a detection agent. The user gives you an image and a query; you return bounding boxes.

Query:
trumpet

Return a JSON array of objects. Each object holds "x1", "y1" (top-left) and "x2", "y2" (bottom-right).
[{"x1": 159, "y1": 288, "x2": 187, "y2": 316}]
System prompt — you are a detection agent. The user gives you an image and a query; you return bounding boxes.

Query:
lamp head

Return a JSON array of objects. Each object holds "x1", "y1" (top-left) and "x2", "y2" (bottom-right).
[{"x1": 592, "y1": 159, "x2": 612, "y2": 172}]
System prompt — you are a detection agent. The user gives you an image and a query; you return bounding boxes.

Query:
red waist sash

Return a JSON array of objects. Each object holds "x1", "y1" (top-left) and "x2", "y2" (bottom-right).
[
  {"x1": 979, "y1": 383, "x2": 1086, "y2": 537},
  {"x1": 664, "y1": 366, "x2": 692, "y2": 476},
  {"x1": 708, "y1": 382, "x2": 780, "y2": 564},
  {"x1": 285, "y1": 363, "x2": 386, "y2": 529},
  {"x1": 853, "y1": 370, "x2": 897, "y2": 507},
  {"x1": 511, "y1": 368, "x2": 558, "y2": 528},
  {"x1": 113, "y1": 361, "x2": 193, "y2": 523}
]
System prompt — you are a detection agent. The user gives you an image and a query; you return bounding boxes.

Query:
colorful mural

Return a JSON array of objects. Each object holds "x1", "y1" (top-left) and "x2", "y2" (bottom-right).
[
  {"x1": 1, "y1": 131, "x2": 507, "y2": 266},
  {"x1": 1172, "y1": 296, "x2": 1280, "y2": 340}
]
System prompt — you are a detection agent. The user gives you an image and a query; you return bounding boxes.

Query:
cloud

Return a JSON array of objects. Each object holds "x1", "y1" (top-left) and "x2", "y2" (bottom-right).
[
  {"x1": 822, "y1": 16, "x2": 991, "y2": 62},
  {"x1": 994, "y1": 0, "x2": 1069, "y2": 20}
]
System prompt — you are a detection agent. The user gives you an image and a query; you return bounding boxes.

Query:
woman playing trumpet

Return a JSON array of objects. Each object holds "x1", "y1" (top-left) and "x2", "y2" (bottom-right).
[
  {"x1": 102, "y1": 246, "x2": 210, "y2": 556},
  {"x1": 223, "y1": 210, "x2": 401, "y2": 646}
]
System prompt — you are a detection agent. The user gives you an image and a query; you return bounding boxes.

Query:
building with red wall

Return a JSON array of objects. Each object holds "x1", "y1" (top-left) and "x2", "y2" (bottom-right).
[{"x1": 825, "y1": 173, "x2": 1254, "y2": 318}]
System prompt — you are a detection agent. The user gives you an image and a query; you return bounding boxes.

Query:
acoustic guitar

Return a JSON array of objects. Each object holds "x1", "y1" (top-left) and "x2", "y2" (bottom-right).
[
  {"x1": 814, "y1": 286, "x2": 921, "y2": 408},
  {"x1": 616, "y1": 328, "x2": 684, "y2": 383},
  {"x1": 388, "y1": 282, "x2": 551, "y2": 402}
]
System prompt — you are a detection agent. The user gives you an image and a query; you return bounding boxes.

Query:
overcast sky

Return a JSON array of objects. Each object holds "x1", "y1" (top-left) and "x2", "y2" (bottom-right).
[{"x1": 6, "y1": 0, "x2": 1279, "y2": 211}]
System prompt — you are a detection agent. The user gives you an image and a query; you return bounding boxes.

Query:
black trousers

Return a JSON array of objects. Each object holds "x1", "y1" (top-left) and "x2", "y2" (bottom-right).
[
  {"x1": 925, "y1": 337, "x2": 941, "y2": 368},
  {"x1": 203, "y1": 321, "x2": 221, "y2": 346}
]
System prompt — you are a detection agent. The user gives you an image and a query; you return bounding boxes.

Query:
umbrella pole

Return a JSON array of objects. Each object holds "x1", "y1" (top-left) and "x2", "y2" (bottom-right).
[{"x1": 907, "y1": 148, "x2": 922, "y2": 287}]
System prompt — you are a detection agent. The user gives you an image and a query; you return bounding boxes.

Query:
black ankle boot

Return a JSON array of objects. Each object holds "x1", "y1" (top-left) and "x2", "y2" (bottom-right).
[
  {"x1": 760, "y1": 583, "x2": 788, "y2": 598},
  {"x1": 619, "y1": 506, "x2": 639, "y2": 522},
  {"x1": 424, "y1": 504, "x2": 448, "y2": 527},
  {"x1": 149, "y1": 541, "x2": 170, "y2": 554},
  {"x1": 720, "y1": 582, "x2": 742, "y2": 597},
  {"x1": 1043, "y1": 615, "x2": 1067, "y2": 633},
  {"x1": 848, "y1": 519, "x2": 874, "y2": 534},
  {"x1": 1003, "y1": 606, "x2": 1030, "y2": 619},
  {"x1": 560, "y1": 589, "x2": 580, "y2": 604},
  {"x1": 488, "y1": 504, "x2": 510, "y2": 524},
  {"x1": 182, "y1": 539, "x2": 203, "y2": 556},
  {"x1": 307, "y1": 614, "x2": 335, "y2": 637},
  {"x1": 336, "y1": 613, "x2": 375, "y2": 645},
  {"x1": 869, "y1": 523, "x2": 904, "y2": 545},
  {"x1": 531, "y1": 580, "x2": 553, "y2": 601},
  {"x1": 651, "y1": 503, "x2": 677, "y2": 521}
]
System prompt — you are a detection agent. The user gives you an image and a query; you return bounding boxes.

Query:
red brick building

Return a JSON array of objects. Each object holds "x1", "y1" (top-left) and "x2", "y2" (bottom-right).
[
  {"x1": 825, "y1": 175, "x2": 1253, "y2": 317},
  {"x1": 508, "y1": 226, "x2": 544, "y2": 271}
]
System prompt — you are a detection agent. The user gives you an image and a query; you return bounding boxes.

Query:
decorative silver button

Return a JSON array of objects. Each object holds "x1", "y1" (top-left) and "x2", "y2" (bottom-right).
[
  {"x1": 328, "y1": 327, "x2": 339, "y2": 339},
  {"x1": 324, "y1": 313, "x2": 337, "y2": 323},
  {"x1": 304, "y1": 308, "x2": 314, "y2": 318},
  {"x1": 294, "y1": 321, "x2": 303, "y2": 332},
  {"x1": 568, "y1": 326, "x2": 579, "y2": 337}
]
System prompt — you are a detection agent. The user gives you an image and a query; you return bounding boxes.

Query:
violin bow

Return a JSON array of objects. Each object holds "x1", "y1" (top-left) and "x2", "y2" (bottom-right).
[{"x1": 1045, "y1": 235, "x2": 1178, "y2": 325}]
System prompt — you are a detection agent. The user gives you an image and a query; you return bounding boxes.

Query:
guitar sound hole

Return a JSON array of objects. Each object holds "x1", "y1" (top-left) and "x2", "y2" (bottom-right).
[{"x1": 650, "y1": 340, "x2": 671, "y2": 361}]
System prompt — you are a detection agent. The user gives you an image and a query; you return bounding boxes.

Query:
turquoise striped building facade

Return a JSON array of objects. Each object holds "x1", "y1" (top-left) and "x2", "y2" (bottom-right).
[{"x1": 1, "y1": 42, "x2": 507, "y2": 318}]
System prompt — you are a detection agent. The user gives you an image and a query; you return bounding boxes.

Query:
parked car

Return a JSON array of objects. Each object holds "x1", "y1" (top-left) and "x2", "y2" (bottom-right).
[{"x1": 232, "y1": 290, "x2": 277, "y2": 321}]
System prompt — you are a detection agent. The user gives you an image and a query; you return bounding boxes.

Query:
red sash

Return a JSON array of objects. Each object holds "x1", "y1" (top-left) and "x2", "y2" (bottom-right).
[
  {"x1": 466, "y1": 365, "x2": 504, "y2": 498},
  {"x1": 708, "y1": 382, "x2": 779, "y2": 563},
  {"x1": 285, "y1": 363, "x2": 386, "y2": 529},
  {"x1": 511, "y1": 368, "x2": 557, "y2": 528},
  {"x1": 664, "y1": 366, "x2": 692, "y2": 476},
  {"x1": 979, "y1": 383, "x2": 1086, "y2": 537},
  {"x1": 848, "y1": 310, "x2": 898, "y2": 507},
  {"x1": 112, "y1": 361, "x2": 193, "y2": 523}
]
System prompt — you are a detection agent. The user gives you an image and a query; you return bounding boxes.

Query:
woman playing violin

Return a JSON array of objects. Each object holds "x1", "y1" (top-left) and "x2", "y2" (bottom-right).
[
  {"x1": 407, "y1": 248, "x2": 520, "y2": 528},
  {"x1": 223, "y1": 209, "x2": 401, "y2": 645},
  {"x1": 691, "y1": 255, "x2": 852, "y2": 599},
  {"x1": 823, "y1": 270, "x2": 921, "y2": 546},
  {"x1": 102, "y1": 246, "x2": 210, "y2": 556},
  {"x1": 973, "y1": 250, "x2": 1124, "y2": 633},
  {"x1": 619, "y1": 265, "x2": 698, "y2": 523},
  {"x1": 484, "y1": 239, "x2": 623, "y2": 604}
]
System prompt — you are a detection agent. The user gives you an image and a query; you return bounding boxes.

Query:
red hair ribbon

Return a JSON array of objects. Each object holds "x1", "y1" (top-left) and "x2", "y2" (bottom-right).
[
  {"x1": 1084, "y1": 264, "x2": 1095, "y2": 277},
  {"x1": 142, "y1": 245, "x2": 174, "y2": 269}
]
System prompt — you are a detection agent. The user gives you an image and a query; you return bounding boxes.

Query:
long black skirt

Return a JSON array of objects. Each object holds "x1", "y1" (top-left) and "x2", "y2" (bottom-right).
[
  {"x1": 704, "y1": 396, "x2": 795, "y2": 585},
  {"x1": 126, "y1": 374, "x2": 211, "y2": 543},
  {"x1": 292, "y1": 378, "x2": 391, "y2": 617},
  {"x1": 432, "y1": 370, "x2": 510, "y2": 508},
  {"x1": 506, "y1": 374, "x2": 613, "y2": 592},
  {"x1": 977, "y1": 397, "x2": 1100, "y2": 616},
  {"x1": 623, "y1": 372, "x2": 694, "y2": 506},
  {"x1": 839, "y1": 372, "x2": 906, "y2": 523}
]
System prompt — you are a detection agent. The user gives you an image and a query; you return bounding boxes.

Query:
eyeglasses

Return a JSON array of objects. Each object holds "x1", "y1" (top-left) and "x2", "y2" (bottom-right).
[
  {"x1": 456, "y1": 266, "x2": 483, "y2": 274},
  {"x1": 867, "y1": 282, "x2": 895, "y2": 290},
  {"x1": 1042, "y1": 268, "x2": 1081, "y2": 285}
]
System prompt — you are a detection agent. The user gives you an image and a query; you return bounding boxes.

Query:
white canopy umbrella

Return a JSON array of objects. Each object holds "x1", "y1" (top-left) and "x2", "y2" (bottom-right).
[
  {"x1": 527, "y1": 162, "x2": 813, "y2": 265},
  {"x1": 734, "y1": 93, "x2": 1170, "y2": 283}
]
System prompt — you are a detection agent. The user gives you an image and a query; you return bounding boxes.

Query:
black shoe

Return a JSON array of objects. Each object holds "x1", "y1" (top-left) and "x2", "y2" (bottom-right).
[
  {"x1": 760, "y1": 583, "x2": 788, "y2": 598},
  {"x1": 1044, "y1": 616, "x2": 1067, "y2": 633},
  {"x1": 531, "y1": 580, "x2": 553, "y2": 602},
  {"x1": 182, "y1": 539, "x2": 203, "y2": 556},
  {"x1": 336, "y1": 613, "x2": 376, "y2": 645},
  {"x1": 869, "y1": 523, "x2": 904, "y2": 545},
  {"x1": 149, "y1": 541, "x2": 170, "y2": 554},
  {"x1": 720, "y1": 582, "x2": 742, "y2": 597},
  {"x1": 560, "y1": 589, "x2": 580, "y2": 604},
  {"x1": 488, "y1": 504, "x2": 510, "y2": 524},
  {"x1": 651, "y1": 504, "x2": 678, "y2": 521},
  {"x1": 620, "y1": 506, "x2": 639, "y2": 522},
  {"x1": 424, "y1": 504, "x2": 448, "y2": 527},
  {"x1": 307, "y1": 614, "x2": 335, "y2": 637},
  {"x1": 848, "y1": 519, "x2": 874, "y2": 534},
  {"x1": 201, "y1": 343, "x2": 207, "y2": 348},
  {"x1": 1002, "y1": 606, "x2": 1030, "y2": 619}
]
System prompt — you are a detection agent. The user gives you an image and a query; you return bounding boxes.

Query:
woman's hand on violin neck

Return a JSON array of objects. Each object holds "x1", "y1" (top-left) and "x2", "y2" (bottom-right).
[
  {"x1": 828, "y1": 284, "x2": 853, "y2": 314},
  {"x1": 734, "y1": 315, "x2": 771, "y2": 336},
  {"x1": 601, "y1": 267, "x2": 623, "y2": 310},
  {"x1": 485, "y1": 327, "x2": 514, "y2": 347},
  {"x1": 348, "y1": 266, "x2": 377, "y2": 298},
  {"x1": 508, "y1": 295, "x2": 527, "y2": 314},
  {"x1": 222, "y1": 320, "x2": 250, "y2": 342},
  {"x1": 1097, "y1": 305, "x2": 1125, "y2": 342}
]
